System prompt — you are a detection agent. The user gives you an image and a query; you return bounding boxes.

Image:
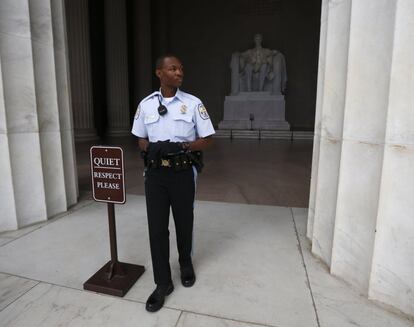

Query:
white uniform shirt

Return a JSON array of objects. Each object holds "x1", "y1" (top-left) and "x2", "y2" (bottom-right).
[{"x1": 131, "y1": 89, "x2": 215, "y2": 142}]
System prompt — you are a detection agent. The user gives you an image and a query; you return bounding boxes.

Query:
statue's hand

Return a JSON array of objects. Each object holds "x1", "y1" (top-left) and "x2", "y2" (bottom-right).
[{"x1": 267, "y1": 71, "x2": 275, "y2": 80}]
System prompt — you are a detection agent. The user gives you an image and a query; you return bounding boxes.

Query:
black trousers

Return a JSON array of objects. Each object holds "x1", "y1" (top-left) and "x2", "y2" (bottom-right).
[{"x1": 144, "y1": 167, "x2": 195, "y2": 285}]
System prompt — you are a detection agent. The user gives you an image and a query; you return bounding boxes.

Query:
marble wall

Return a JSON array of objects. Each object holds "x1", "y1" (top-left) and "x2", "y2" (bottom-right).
[
  {"x1": 308, "y1": 0, "x2": 414, "y2": 318},
  {"x1": 0, "y1": 0, "x2": 77, "y2": 231},
  {"x1": 163, "y1": 0, "x2": 322, "y2": 129},
  {"x1": 90, "y1": 0, "x2": 321, "y2": 132}
]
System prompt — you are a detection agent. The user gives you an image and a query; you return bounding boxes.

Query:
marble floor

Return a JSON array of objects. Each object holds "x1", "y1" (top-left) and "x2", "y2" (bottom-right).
[
  {"x1": 75, "y1": 137, "x2": 314, "y2": 207},
  {"x1": 0, "y1": 195, "x2": 413, "y2": 327}
]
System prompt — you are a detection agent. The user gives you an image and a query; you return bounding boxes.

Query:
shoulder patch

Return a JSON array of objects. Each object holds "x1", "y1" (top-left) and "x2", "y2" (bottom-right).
[
  {"x1": 134, "y1": 105, "x2": 141, "y2": 120},
  {"x1": 198, "y1": 103, "x2": 210, "y2": 120}
]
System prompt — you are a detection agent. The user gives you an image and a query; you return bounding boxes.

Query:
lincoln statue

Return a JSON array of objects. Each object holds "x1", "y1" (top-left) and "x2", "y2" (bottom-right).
[{"x1": 230, "y1": 34, "x2": 287, "y2": 95}]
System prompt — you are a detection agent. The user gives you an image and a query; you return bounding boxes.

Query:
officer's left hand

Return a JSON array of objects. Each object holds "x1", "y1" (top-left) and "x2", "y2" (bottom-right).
[{"x1": 160, "y1": 141, "x2": 183, "y2": 157}]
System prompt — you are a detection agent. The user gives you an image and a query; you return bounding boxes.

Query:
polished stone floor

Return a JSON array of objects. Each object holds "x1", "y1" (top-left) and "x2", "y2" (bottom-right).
[
  {"x1": 0, "y1": 196, "x2": 412, "y2": 327},
  {"x1": 75, "y1": 136, "x2": 313, "y2": 207}
]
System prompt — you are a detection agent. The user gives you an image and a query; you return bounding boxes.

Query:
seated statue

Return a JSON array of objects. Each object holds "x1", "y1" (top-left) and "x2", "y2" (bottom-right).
[{"x1": 230, "y1": 34, "x2": 287, "y2": 95}]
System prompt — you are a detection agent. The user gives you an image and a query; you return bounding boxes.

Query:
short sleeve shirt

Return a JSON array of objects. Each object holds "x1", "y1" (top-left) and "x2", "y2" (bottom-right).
[{"x1": 131, "y1": 89, "x2": 215, "y2": 142}]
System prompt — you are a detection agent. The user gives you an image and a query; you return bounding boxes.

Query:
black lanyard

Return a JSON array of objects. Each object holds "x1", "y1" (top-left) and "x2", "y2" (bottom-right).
[{"x1": 157, "y1": 96, "x2": 168, "y2": 116}]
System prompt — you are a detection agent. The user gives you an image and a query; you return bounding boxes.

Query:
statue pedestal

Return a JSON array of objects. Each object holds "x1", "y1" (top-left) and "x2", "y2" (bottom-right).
[{"x1": 218, "y1": 92, "x2": 290, "y2": 130}]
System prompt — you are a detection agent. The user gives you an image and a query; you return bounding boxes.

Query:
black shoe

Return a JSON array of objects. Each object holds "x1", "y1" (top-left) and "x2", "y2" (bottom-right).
[
  {"x1": 180, "y1": 263, "x2": 196, "y2": 287},
  {"x1": 145, "y1": 283, "x2": 174, "y2": 312}
]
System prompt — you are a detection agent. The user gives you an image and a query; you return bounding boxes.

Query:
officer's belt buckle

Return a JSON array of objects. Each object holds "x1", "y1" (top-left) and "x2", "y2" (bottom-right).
[{"x1": 161, "y1": 159, "x2": 171, "y2": 167}]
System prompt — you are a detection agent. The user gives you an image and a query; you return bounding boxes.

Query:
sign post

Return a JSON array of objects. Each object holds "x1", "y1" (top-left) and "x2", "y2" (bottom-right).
[{"x1": 83, "y1": 146, "x2": 144, "y2": 297}]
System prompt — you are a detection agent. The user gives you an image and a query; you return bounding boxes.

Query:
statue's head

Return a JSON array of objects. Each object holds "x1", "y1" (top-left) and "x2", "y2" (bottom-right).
[{"x1": 253, "y1": 34, "x2": 263, "y2": 46}]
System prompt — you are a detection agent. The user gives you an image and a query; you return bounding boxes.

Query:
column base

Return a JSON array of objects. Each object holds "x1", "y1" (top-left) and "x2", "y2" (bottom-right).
[
  {"x1": 75, "y1": 128, "x2": 99, "y2": 142},
  {"x1": 106, "y1": 128, "x2": 131, "y2": 137}
]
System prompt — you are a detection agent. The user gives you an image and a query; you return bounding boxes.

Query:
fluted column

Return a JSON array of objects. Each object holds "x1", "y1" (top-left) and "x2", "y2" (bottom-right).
[
  {"x1": 152, "y1": 0, "x2": 170, "y2": 57},
  {"x1": 330, "y1": 0, "x2": 397, "y2": 292},
  {"x1": 307, "y1": 0, "x2": 414, "y2": 317},
  {"x1": 307, "y1": 0, "x2": 328, "y2": 239},
  {"x1": 65, "y1": 0, "x2": 97, "y2": 141},
  {"x1": 29, "y1": 0, "x2": 67, "y2": 217},
  {"x1": 51, "y1": 0, "x2": 79, "y2": 206},
  {"x1": 0, "y1": 0, "x2": 78, "y2": 232},
  {"x1": 132, "y1": 0, "x2": 153, "y2": 103},
  {"x1": 311, "y1": 0, "x2": 352, "y2": 265},
  {"x1": 0, "y1": 55, "x2": 18, "y2": 231},
  {"x1": 369, "y1": 0, "x2": 414, "y2": 316},
  {"x1": 104, "y1": 0, "x2": 130, "y2": 136},
  {"x1": 0, "y1": 0, "x2": 48, "y2": 227}
]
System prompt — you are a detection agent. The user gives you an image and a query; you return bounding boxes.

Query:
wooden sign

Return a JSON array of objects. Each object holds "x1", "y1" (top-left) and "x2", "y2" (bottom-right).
[{"x1": 90, "y1": 146, "x2": 125, "y2": 204}]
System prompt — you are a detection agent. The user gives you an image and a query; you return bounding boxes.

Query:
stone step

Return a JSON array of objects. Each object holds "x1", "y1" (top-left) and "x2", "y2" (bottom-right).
[
  {"x1": 213, "y1": 130, "x2": 232, "y2": 138},
  {"x1": 232, "y1": 130, "x2": 260, "y2": 139},
  {"x1": 292, "y1": 131, "x2": 314, "y2": 140},
  {"x1": 213, "y1": 129, "x2": 314, "y2": 141},
  {"x1": 260, "y1": 130, "x2": 292, "y2": 139}
]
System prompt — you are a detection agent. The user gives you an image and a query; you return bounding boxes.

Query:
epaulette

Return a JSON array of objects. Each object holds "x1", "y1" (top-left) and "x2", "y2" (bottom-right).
[
  {"x1": 140, "y1": 91, "x2": 160, "y2": 104},
  {"x1": 178, "y1": 90, "x2": 201, "y2": 104}
]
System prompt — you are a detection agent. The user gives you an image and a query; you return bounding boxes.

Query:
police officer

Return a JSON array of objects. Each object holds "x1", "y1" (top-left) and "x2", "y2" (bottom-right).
[{"x1": 131, "y1": 54, "x2": 215, "y2": 312}]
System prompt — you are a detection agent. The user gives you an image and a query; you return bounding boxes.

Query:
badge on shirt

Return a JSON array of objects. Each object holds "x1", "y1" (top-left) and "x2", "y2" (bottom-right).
[
  {"x1": 134, "y1": 105, "x2": 141, "y2": 120},
  {"x1": 180, "y1": 105, "x2": 187, "y2": 114},
  {"x1": 198, "y1": 103, "x2": 210, "y2": 120}
]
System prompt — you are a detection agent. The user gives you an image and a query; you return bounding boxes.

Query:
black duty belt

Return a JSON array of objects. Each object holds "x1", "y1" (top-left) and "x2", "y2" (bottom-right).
[
  {"x1": 145, "y1": 151, "x2": 204, "y2": 173},
  {"x1": 156, "y1": 157, "x2": 190, "y2": 168}
]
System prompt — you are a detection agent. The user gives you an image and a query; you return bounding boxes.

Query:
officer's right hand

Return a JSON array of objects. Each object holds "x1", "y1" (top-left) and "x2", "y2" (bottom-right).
[
  {"x1": 160, "y1": 142, "x2": 183, "y2": 157},
  {"x1": 147, "y1": 141, "x2": 165, "y2": 161}
]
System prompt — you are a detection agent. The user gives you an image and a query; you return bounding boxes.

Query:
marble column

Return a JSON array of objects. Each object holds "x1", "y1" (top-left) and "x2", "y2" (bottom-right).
[
  {"x1": 369, "y1": 0, "x2": 414, "y2": 316},
  {"x1": 311, "y1": 0, "x2": 352, "y2": 265},
  {"x1": 29, "y1": 0, "x2": 67, "y2": 217},
  {"x1": 65, "y1": 0, "x2": 97, "y2": 141},
  {"x1": 0, "y1": 0, "x2": 78, "y2": 232},
  {"x1": 330, "y1": 0, "x2": 397, "y2": 293},
  {"x1": 152, "y1": 0, "x2": 170, "y2": 57},
  {"x1": 51, "y1": 0, "x2": 79, "y2": 206},
  {"x1": 308, "y1": 0, "x2": 414, "y2": 317},
  {"x1": 104, "y1": 0, "x2": 130, "y2": 136},
  {"x1": 132, "y1": 0, "x2": 153, "y2": 103},
  {"x1": 0, "y1": 56, "x2": 18, "y2": 231},
  {"x1": 307, "y1": 0, "x2": 328, "y2": 239},
  {"x1": 0, "y1": 0, "x2": 48, "y2": 227}
]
